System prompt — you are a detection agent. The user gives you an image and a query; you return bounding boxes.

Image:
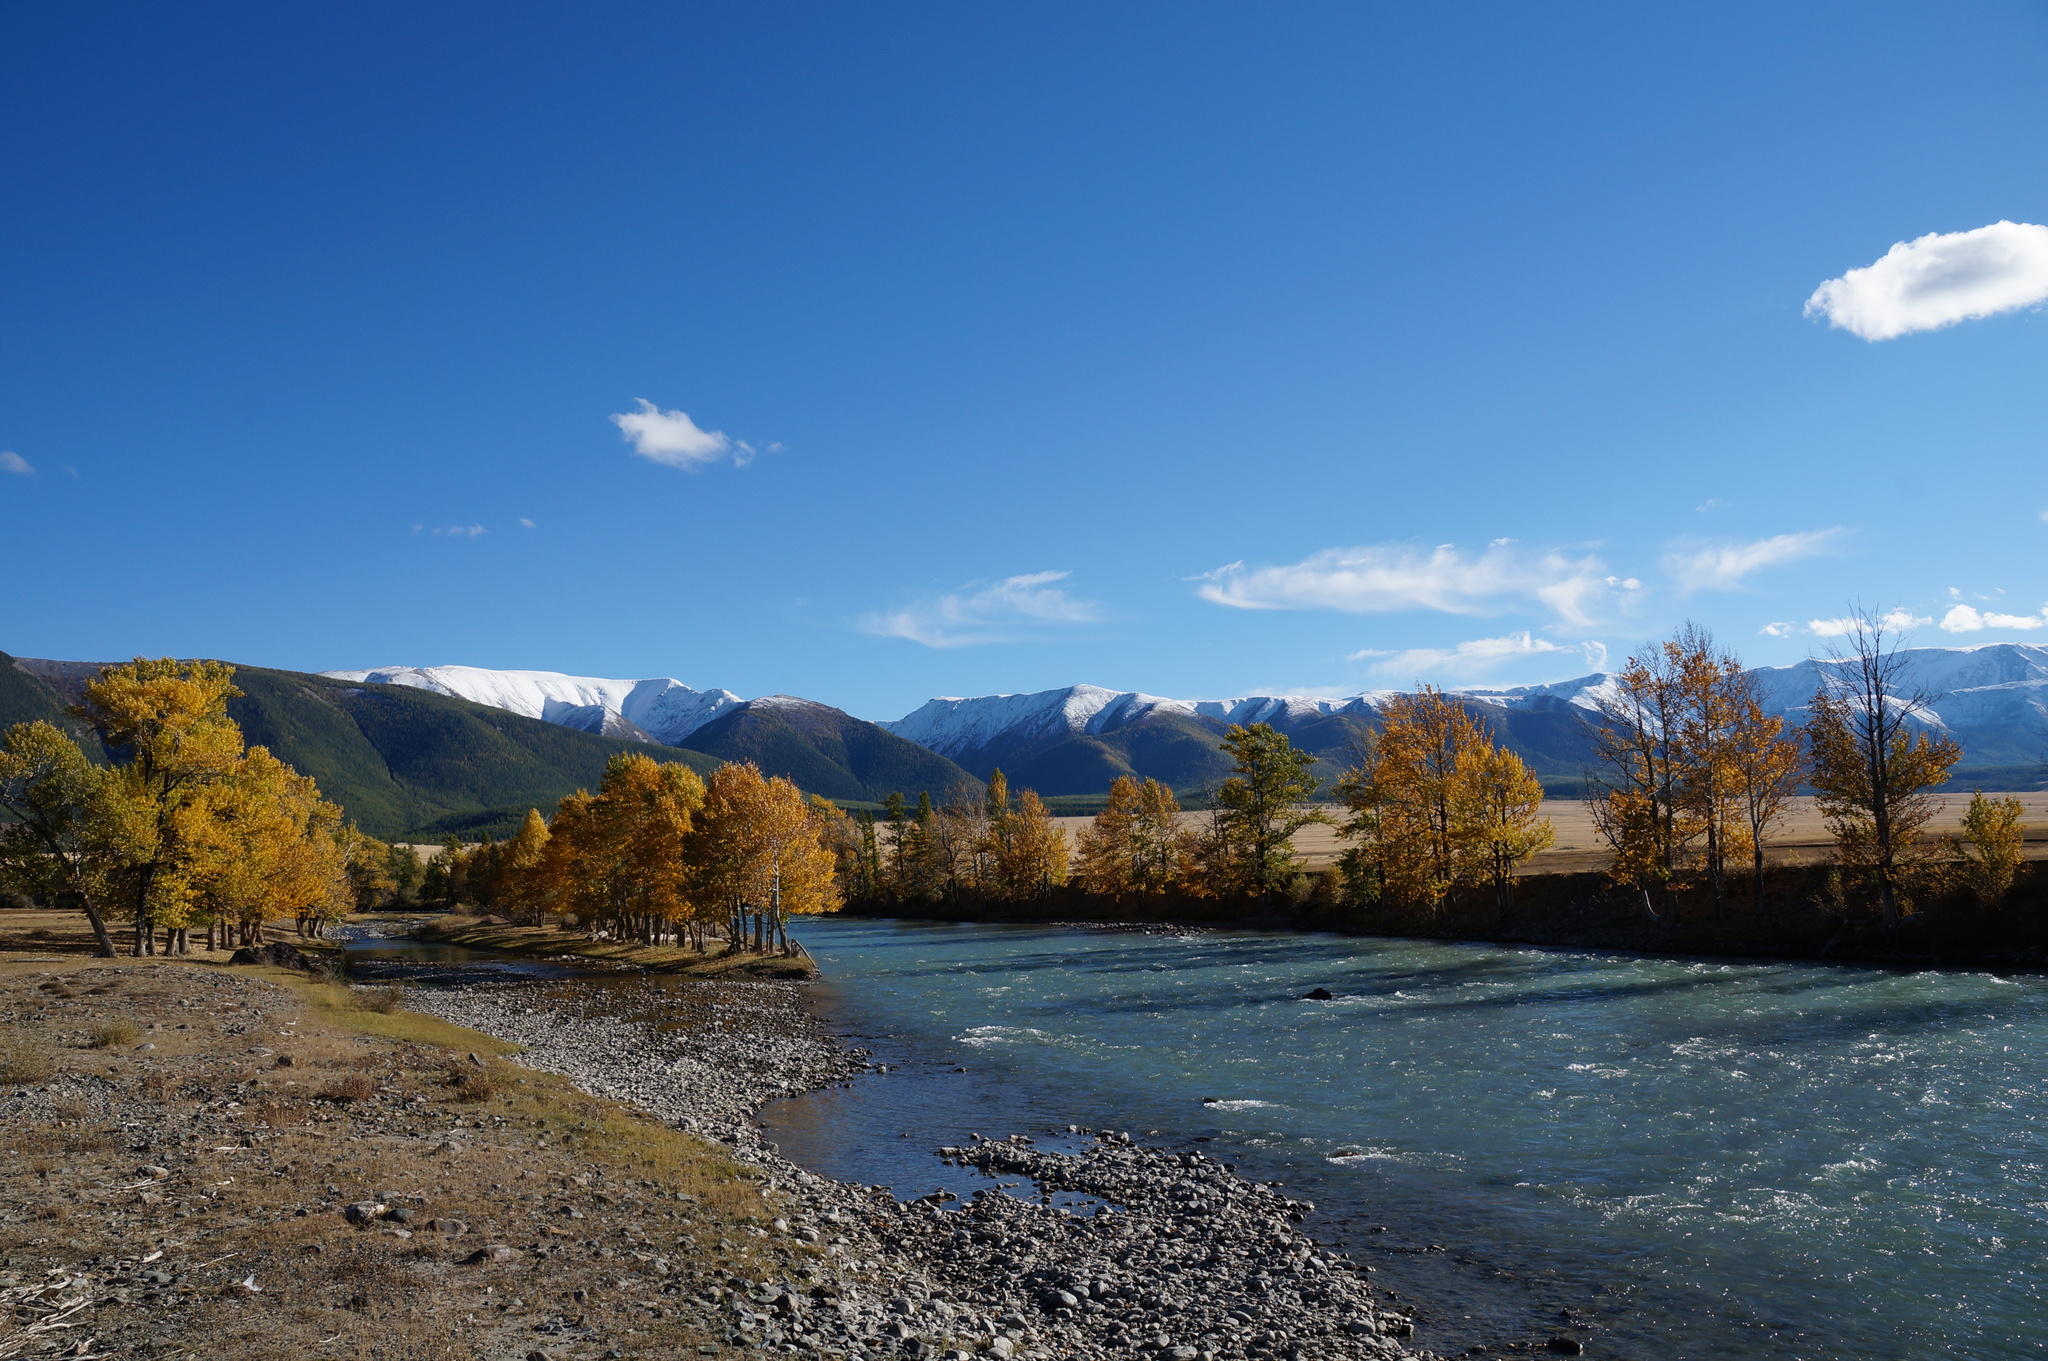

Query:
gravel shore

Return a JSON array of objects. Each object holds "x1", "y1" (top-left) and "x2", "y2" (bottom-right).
[{"x1": 392, "y1": 960, "x2": 1442, "y2": 1361}]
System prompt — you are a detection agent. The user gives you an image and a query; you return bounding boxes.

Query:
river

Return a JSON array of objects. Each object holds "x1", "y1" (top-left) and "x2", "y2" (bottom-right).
[{"x1": 756, "y1": 916, "x2": 2048, "y2": 1360}]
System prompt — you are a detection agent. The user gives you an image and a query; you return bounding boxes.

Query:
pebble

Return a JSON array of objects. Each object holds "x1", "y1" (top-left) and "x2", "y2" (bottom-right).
[{"x1": 399, "y1": 964, "x2": 1442, "y2": 1361}]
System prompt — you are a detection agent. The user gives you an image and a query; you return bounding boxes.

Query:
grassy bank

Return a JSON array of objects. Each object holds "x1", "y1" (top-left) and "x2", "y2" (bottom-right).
[
  {"x1": 0, "y1": 908, "x2": 829, "y2": 1360},
  {"x1": 407, "y1": 914, "x2": 816, "y2": 980}
]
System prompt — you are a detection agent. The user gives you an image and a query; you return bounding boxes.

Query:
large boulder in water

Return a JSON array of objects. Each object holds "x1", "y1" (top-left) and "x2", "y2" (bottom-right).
[{"x1": 228, "y1": 941, "x2": 316, "y2": 972}]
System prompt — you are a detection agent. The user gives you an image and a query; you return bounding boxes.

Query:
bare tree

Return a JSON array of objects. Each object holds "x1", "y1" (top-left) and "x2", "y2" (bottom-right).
[{"x1": 1806, "y1": 606, "x2": 1962, "y2": 929}]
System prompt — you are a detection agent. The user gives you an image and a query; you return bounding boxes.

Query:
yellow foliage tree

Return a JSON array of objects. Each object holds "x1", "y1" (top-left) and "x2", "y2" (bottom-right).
[
  {"x1": 1076, "y1": 776, "x2": 1194, "y2": 902},
  {"x1": 1955, "y1": 792, "x2": 2027, "y2": 907},
  {"x1": 692, "y1": 761, "x2": 839, "y2": 954},
  {"x1": 985, "y1": 787, "x2": 1069, "y2": 900},
  {"x1": 495, "y1": 808, "x2": 552, "y2": 925},
  {"x1": 1339, "y1": 688, "x2": 1551, "y2": 918},
  {"x1": 171, "y1": 746, "x2": 351, "y2": 950}
]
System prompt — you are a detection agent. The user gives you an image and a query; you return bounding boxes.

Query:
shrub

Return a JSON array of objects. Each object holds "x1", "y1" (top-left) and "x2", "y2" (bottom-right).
[
  {"x1": 448, "y1": 1068, "x2": 498, "y2": 1103},
  {"x1": 321, "y1": 1073, "x2": 377, "y2": 1103},
  {"x1": 358, "y1": 986, "x2": 406, "y2": 1015},
  {"x1": 86, "y1": 1021, "x2": 139, "y2": 1049},
  {"x1": 0, "y1": 1040, "x2": 55, "y2": 1084}
]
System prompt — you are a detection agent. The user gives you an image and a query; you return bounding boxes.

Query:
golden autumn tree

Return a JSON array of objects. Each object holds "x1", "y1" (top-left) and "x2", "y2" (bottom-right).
[
  {"x1": 1671, "y1": 626, "x2": 1748, "y2": 921},
  {"x1": 1338, "y1": 688, "x2": 1550, "y2": 918},
  {"x1": 1805, "y1": 608, "x2": 1962, "y2": 927},
  {"x1": 1075, "y1": 776, "x2": 1143, "y2": 901},
  {"x1": 1955, "y1": 792, "x2": 2027, "y2": 908},
  {"x1": 74, "y1": 658, "x2": 245, "y2": 955},
  {"x1": 1725, "y1": 667, "x2": 1804, "y2": 915},
  {"x1": 1590, "y1": 641, "x2": 1699, "y2": 920},
  {"x1": 495, "y1": 808, "x2": 552, "y2": 925},
  {"x1": 692, "y1": 761, "x2": 838, "y2": 954},
  {"x1": 1462, "y1": 740, "x2": 1554, "y2": 918},
  {"x1": 171, "y1": 746, "x2": 351, "y2": 951},
  {"x1": 340, "y1": 824, "x2": 397, "y2": 916},
  {"x1": 985, "y1": 787, "x2": 1069, "y2": 900}
]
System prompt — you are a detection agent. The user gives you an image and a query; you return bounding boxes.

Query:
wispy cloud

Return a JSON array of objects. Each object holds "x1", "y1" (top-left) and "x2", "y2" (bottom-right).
[
  {"x1": 1349, "y1": 632, "x2": 1609, "y2": 681},
  {"x1": 1808, "y1": 608, "x2": 1929, "y2": 638},
  {"x1": 611, "y1": 399, "x2": 770, "y2": 470},
  {"x1": 1662, "y1": 529, "x2": 1843, "y2": 592},
  {"x1": 414, "y1": 523, "x2": 486, "y2": 538},
  {"x1": 519, "y1": 518, "x2": 536, "y2": 529},
  {"x1": 0, "y1": 451, "x2": 33, "y2": 475},
  {"x1": 861, "y1": 571, "x2": 1102, "y2": 648},
  {"x1": 1805, "y1": 221, "x2": 2048, "y2": 341},
  {"x1": 1940, "y1": 603, "x2": 2048, "y2": 633},
  {"x1": 1197, "y1": 541, "x2": 1631, "y2": 627},
  {"x1": 1759, "y1": 621, "x2": 1797, "y2": 638}
]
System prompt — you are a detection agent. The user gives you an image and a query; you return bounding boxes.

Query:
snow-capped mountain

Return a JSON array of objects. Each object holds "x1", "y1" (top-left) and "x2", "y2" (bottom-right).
[
  {"x1": 320, "y1": 665, "x2": 743, "y2": 746},
  {"x1": 322, "y1": 643, "x2": 2048, "y2": 795},
  {"x1": 878, "y1": 643, "x2": 2048, "y2": 782}
]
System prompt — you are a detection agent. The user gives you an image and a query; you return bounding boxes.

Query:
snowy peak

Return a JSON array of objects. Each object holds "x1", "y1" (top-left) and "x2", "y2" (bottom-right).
[{"x1": 321, "y1": 665, "x2": 743, "y2": 746}]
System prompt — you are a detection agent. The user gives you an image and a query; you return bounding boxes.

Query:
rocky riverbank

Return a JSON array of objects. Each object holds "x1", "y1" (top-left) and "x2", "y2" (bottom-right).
[{"x1": 395, "y1": 961, "x2": 1442, "y2": 1361}]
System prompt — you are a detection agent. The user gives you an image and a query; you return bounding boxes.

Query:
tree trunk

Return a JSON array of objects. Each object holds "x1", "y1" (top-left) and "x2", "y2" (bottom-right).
[{"x1": 75, "y1": 893, "x2": 117, "y2": 959}]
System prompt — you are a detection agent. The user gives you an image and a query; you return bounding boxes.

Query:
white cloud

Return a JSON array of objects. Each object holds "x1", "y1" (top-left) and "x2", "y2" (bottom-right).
[
  {"x1": 1805, "y1": 221, "x2": 2048, "y2": 341},
  {"x1": 1662, "y1": 529, "x2": 1842, "y2": 592},
  {"x1": 519, "y1": 518, "x2": 536, "y2": 529},
  {"x1": 1197, "y1": 542, "x2": 1625, "y2": 626},
  {"x1": 1349, "y1": 632, "x2": 1608, "y2": 681},
  {"x1": 1759, "y1": 621, "x2": 1797, "y2": 638},
  {"x1": 610, "y1": 399, "x2": 762, "y2": 470},
  {"x1": 0, "y1": 451, "x2": 33, "y2": 475},
  {"x1": 860, "y1": 571, "x2": 1102, "y2": 648},
  {"x1": 430, "y1": 524, "x2": 486, "y2": 538},
  {"x1": 1695, "y1": 498, "x2": 1725, "y2": 513},
  {"x1": 1808, "y1": 608, "x2": 1929, "y2": 638},
  {"x1": 1939, "y1": 603, "x2": 2048, "y2": 633}
]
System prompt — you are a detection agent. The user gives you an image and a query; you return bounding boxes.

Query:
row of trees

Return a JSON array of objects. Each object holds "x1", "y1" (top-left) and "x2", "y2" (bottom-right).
[
  {"x1": 1587, "y1": 612, "x2": 2020, "y2": 928},
  {"x1": 849, "y1": 610, "x2": 2023, "y2": 930},
  {"x1": 433, "y1": 752, "x2": 841, "y2": 955},
  {"x1": 837, "y1": 771, "x2": 1073, "y2": 905},
  {"x1": 0, "y1": 660, "x2": 388, "y2": 956}
]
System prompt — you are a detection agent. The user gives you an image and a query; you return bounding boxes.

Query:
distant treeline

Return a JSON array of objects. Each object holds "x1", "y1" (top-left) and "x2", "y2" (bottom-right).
[{"x1": 847, "y1": 611, "x2": 2037, "y2": 950}]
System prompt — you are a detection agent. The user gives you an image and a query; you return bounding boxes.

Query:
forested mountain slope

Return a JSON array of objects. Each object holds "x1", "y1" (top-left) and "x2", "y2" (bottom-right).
[{"x1": 8, "y1": 657, "x2": 720, "y2": 840}]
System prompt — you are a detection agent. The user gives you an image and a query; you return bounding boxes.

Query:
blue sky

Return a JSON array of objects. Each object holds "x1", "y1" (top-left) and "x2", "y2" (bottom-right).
[{"x1": 4, "y1": 2, "x2": 2046, "y2": 720}]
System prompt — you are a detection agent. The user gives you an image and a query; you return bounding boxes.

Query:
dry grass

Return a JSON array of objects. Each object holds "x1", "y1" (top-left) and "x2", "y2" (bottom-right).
[
  {"x1": 319, "y1": 1071, "x2": 377, "y2": 1102},
  {"x1": 0, "y1": 950, "x2": 819, "y2": 1360},
  {"x1": 85, "y1": 1019, "x2": 138, "y2": 1048},
  {"x1": 358, "y1": 984, "x2": 407, "y2": 1014},
  {"x1": 0, "y1": 1036, "x2": 54, "y2": 1083}
]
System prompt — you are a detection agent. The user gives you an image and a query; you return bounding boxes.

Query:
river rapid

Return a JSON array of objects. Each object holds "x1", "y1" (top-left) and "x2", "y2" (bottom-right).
[{"x1": 761, "y1": 917, "x2": 2048, "y2": 1361}]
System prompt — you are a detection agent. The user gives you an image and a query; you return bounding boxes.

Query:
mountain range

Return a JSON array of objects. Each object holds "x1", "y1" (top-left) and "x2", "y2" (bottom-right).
[
  {"x1": 325, "y1": 643, "x2": 2048, "y2": 800},
  {"x1": 1, "y1": 654, "x2": 979, "y2": 841},
  {"x1": 6, "y1": 644, "x2": 2040, "y2": 843}
]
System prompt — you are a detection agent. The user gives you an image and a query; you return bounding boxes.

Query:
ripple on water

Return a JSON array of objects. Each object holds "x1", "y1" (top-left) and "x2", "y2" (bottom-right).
[{"x1": 775, "y1": 918, "x2": 2048, "y2": 1361}]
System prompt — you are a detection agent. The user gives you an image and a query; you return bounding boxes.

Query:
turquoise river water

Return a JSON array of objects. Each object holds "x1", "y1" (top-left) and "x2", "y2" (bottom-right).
[{"x1": 757, "y1": 917, "x2": 2048, "y2": 1361}]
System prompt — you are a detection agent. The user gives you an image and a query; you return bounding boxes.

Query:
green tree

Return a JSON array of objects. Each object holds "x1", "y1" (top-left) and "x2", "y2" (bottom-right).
[
  {"x1": 0, "y1": 720, "x2": 120, "y2": 956},
  {"x1": 1214, "y1": 723, "x2": 1329, "y2": 903}
]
